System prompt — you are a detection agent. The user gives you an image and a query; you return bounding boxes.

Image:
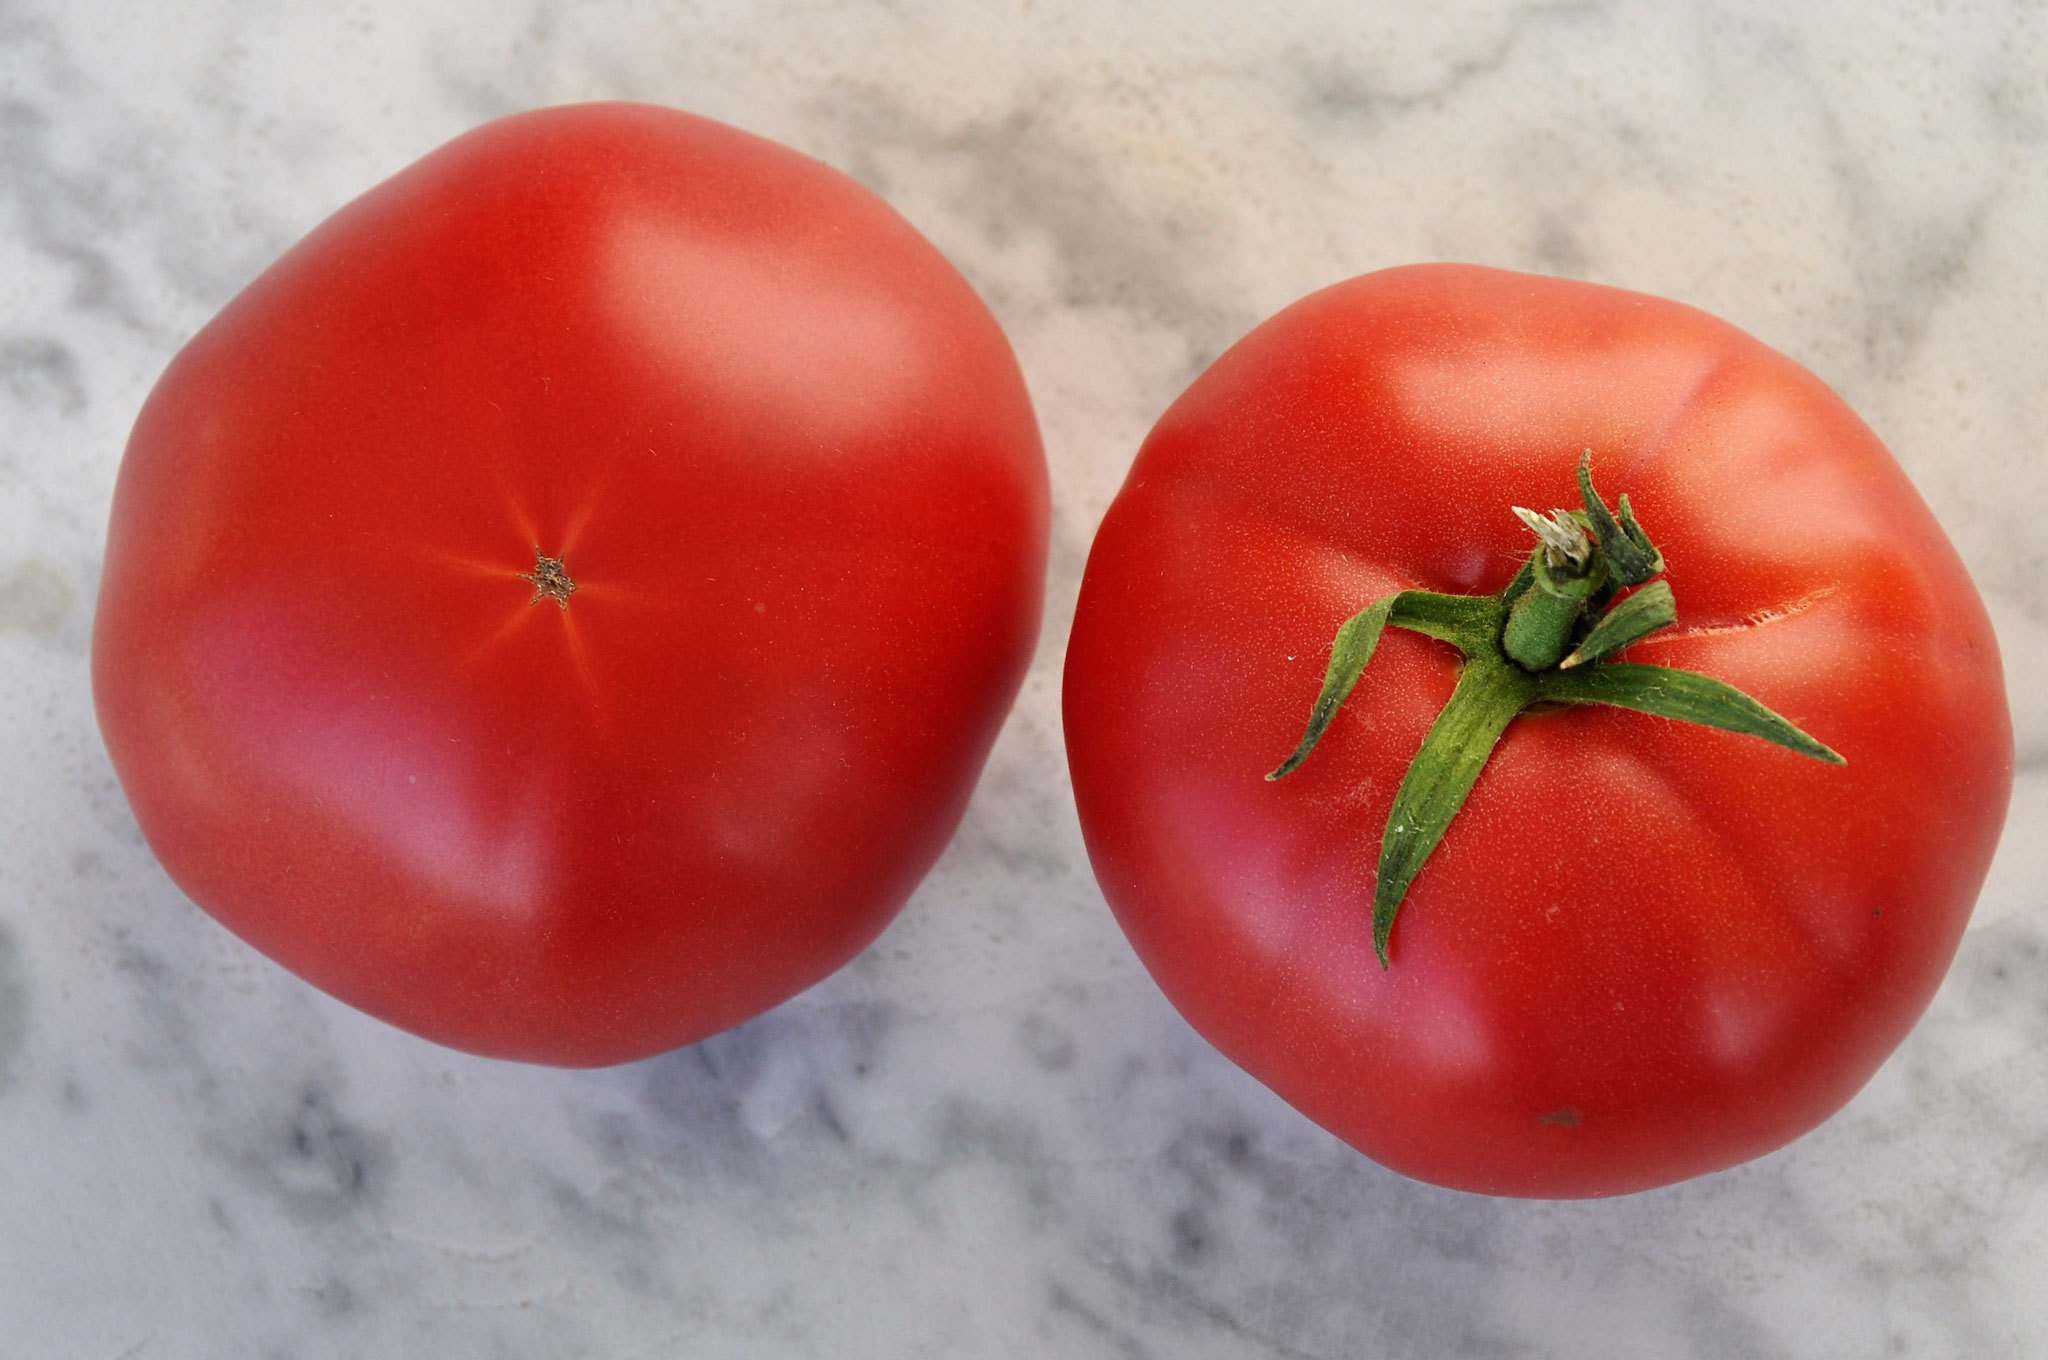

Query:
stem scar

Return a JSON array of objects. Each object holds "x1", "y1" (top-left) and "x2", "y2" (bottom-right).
[{"x1": 519, "y1": 549, "x2": 578, "y2": 610}]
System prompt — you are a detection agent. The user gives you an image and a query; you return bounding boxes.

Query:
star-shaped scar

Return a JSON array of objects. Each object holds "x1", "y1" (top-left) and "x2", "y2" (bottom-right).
[{"x1": 519, "y1": 549, "x2": 578, "y2": 610}]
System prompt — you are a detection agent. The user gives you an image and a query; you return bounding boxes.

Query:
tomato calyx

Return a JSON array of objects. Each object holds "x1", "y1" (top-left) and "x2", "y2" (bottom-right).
[
  {"x1": 520, "y1": 550, "x2": 579, "y2": 610},
  {"x1": 1267, "y1": 451, "x2": 1844, "y2": 968}
]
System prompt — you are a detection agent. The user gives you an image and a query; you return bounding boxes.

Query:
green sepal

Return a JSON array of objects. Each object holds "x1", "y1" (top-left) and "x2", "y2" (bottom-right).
[
  {"x1": 1371, "y1": 654, "x2": 1536, "y2": 966},
  {"x1": 1378, "y1": 590, "x2": 1503, "y2": 652},
  {"x1": 1615, "y1": 493, "x2": 1662, "y2": 574},
  {"x1": 1576, "y1": 452, "x2": 1663, "y2": 585},
  {"x1": 1535, "y1": 662, "x2": 1845, "y2": 763},
  {"x1": 1559, "y1": 580, "x2": 1677, "y2": 668},
  {"x1": 1268, "y1": 591, "x2": 1500, "y2": 781},
  {"x1": 1267, "y1": 452, "x2": 1844, "y2": 971}
]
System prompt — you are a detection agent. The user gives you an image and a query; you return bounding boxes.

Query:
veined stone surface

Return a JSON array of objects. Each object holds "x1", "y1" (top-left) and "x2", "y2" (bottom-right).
[{"x1": 3, "y1": 2, "x2": 2043, "y2": 1355}]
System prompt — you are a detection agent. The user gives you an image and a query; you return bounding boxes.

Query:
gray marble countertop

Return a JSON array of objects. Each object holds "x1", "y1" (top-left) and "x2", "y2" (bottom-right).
[{"x1": 4, "y1": 2, "x2": 2044, "y2": 1356}]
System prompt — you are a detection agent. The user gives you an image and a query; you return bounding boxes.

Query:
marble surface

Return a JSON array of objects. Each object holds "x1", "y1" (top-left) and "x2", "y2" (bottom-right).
[{"x1": 4, "y1": 1, "x2": 2045, "y2": 1355}]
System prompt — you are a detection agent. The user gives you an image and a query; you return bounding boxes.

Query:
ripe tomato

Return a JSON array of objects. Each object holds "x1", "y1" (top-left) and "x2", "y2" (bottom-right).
[
  {"x1": 93, "y1": 104, "x2": 1048, "y2": 1066},
  {"x1": 1064, "y1": 264, "x2": 2010, "y2": 1197}
]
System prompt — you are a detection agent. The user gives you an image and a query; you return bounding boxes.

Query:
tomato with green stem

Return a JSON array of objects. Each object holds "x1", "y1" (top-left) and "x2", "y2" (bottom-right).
[{"x1": 1064, "y1": 264, "x2": 2010, "y2": 1197}]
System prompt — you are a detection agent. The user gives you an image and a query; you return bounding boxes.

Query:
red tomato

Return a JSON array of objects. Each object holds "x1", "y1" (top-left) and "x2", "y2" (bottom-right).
[
  {"x1": 93, "y1": 104, "x2": 1048, "y2": 1066},
  {"x1": 1064, "y1": 264, "x2": 2010, "y2": 1197}
]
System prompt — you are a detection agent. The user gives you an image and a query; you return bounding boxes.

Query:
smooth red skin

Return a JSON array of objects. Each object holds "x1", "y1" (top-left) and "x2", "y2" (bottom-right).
[
  {"x1": 93, "y1": 104, "x2": 1048, "y2": 1066},
  {"x1": 1065, "y1": 265, "x2": 2011, "y2": 1197}
]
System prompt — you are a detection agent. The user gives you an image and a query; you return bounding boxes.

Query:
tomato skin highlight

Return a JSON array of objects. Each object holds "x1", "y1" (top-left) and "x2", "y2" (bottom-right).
[
  {"x1": 93, "y1": 104, "x2": 1049, "y2": 1067},
  {"x1": 1063, "y1": 264, "x2": 2011, "y2": 1198}
]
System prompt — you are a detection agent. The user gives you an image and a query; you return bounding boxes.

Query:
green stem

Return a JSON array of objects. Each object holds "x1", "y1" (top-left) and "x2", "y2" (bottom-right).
[{"x1": 1268, "y1": 451, "x2": 1843, "y2": 969}]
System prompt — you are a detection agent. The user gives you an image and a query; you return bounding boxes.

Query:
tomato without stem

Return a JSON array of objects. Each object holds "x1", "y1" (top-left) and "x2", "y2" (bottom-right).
[
  {"x1": 94, "y1": 104, "x2": 1048, "y2": 1066},
  {"x1": 1064, "y1": 264, "x2": 2010, "y2": 1197}
]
